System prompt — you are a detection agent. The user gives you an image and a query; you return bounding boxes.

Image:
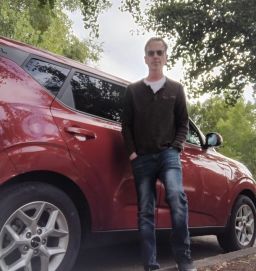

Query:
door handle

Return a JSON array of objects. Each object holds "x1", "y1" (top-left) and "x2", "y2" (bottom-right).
[{"x1": 64, "y1": 126, "x2": 96, "y2": 141}]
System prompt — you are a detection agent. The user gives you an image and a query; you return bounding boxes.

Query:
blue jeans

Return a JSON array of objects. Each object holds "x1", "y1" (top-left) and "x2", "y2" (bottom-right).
[{"x1": 131, "y1": 147, "x2": 191, "y2": 269}]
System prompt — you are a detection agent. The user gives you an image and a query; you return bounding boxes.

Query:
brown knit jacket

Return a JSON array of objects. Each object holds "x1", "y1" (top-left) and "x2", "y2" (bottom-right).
[{"x1": 121, "y1": 78, "x2": 189, "y2": 156}]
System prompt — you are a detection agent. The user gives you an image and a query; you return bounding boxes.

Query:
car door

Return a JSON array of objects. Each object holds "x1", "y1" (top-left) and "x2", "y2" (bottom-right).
[
  {"x1": 51, "y1": 70, "x2": 139, "y2": 231},
  {"x1": 156, "y1": 122, "x2": 229, "y2": 229}
]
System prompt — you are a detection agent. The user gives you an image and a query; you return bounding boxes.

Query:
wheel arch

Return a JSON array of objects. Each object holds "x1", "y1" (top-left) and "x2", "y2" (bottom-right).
[
  {"x1": 0, "y1": 170, "x2": 91, "y2": 243},
  {"x1": 226, "y1": 189, "x2": 256, "y2": 225},
  {"x1": 216, "y1": 188, "x2": 256, "y2": 236},
  {"x1": 230, "y1": 189, "x2": 256, "y2": 217},
  {"x1": 239, "y1": 189, "x2": 256, "y2": 207}
]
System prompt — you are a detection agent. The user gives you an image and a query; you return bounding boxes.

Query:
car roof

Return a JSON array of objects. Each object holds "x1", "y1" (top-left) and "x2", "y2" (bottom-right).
[{"x1": 0, "y1": 36, "x2": 130, "y2": 86}]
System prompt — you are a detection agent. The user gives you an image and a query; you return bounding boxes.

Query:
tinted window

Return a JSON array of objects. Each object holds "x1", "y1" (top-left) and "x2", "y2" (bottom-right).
[
  {"x1": 71, "y1": 72, "x2": 125, "y2": 122},
  {"x1": 25, "y1": 59, "x2": 70, "y2": 96},
  {"x1": 187, "y1": 124, "x2": 201, "y2": 146}
]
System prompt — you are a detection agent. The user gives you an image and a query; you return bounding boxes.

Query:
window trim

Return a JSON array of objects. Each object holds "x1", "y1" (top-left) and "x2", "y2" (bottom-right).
[
  {"x1": 186, "y1": 120, "x2": 206, "y2": 147},
  {"x1": 0, "y1": 44, "x2": 30, "y2": 66},
  {"x1": 22, "y1": 54, "x2": 72, "y2": 97}
]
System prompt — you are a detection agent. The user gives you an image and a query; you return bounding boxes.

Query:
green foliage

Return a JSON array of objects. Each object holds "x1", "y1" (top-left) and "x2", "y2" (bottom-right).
[
  {"x1": 189, "y1": 98, "x2": 256, "y2": 177},
  {"x1": 122, "y1": 0, "x2": 256, "y2": 105},
  {"x1": 63, "y1": 36, "x2": 102, "y2": 62},
  {"x1": 79, "y1": 0, "x2": 111, "y2": 38},
  {"x1": 0, "y1": 0, "x2": 109, "y2": 62}
]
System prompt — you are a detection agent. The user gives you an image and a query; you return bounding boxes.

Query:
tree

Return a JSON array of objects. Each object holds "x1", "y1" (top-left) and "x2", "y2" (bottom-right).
[
  {"x1": 189, "y1": 98, "x2": 229, "y2": 133},
  {"x1": 0, "y1": 0, "x2": 110, "y2": 62},
  {"x1": 121, "y1": 0, "x2": 256, "y2": 105},
  {"x1": 189, "y1": 98, "x2": 256, "y2": 177}
]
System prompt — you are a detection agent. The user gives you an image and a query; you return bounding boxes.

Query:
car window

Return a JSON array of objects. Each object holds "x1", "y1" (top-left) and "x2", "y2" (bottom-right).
[
  {"x1": 186, "y1": 124, "x2": 201, "y2": 146},
  {"x1": 70, "y1": 72, "x2": 125, "y2": 122},
  {"x1": 24, "y1": 58, "x2": 70, "y2": 96}
]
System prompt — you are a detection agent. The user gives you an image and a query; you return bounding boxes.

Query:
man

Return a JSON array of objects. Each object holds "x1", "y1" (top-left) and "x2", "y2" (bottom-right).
[{"x1": 121, "y1": 37, "x2": 197, "y2": 271}]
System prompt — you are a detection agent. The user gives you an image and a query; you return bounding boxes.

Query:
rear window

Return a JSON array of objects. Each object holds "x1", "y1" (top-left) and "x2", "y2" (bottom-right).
[{"x1": 24, "y1": 59, "x2": 70, "y2": 96}]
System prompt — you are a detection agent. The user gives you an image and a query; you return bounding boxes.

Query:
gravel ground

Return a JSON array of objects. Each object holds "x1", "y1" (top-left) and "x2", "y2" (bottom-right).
[{"x1": 197, "y1": 253, "x2": 256, "y2": 271}]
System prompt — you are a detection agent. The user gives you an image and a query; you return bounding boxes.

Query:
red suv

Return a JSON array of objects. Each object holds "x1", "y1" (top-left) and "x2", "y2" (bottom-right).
[{"x1": 0, "y1": 36, "x2": 256, "y2": 271}]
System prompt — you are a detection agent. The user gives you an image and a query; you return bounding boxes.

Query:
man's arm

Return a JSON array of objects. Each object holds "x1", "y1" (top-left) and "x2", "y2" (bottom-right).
[{"x1": 173, "y1": 84, "x2": 189, "y2": 151}]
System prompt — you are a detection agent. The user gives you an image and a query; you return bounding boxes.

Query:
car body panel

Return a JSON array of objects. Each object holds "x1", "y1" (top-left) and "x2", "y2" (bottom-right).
[
  {"x1": 50, "y1": 99, "x2": 139, "y2": 230},
  {"x1": 0, "y1": 150, "x2": 16, "y2": 185},
  {"x1": 0, "y1": 55, "x2": 84, "y2": 196}
]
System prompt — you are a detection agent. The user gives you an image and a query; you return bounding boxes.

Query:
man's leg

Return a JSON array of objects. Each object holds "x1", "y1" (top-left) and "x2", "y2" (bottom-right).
[
  {"x1": 132, "y1": 155, "x2": 160, "y2": 271},
  {"x1": 159, "y1": 148, "x2": 196, "y2": 271}
]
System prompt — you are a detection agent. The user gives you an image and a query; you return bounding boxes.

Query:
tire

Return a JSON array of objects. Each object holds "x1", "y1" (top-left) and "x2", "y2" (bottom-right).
[
  {"x1": 0, "y1": 182, "x2": 81, "y2": 271},
  {"x1": 217, "y1": 195, "x2": 256, "y2": 252}
]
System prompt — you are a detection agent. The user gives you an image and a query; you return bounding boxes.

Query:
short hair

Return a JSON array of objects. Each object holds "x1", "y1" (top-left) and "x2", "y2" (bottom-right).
[{"x1": 144, "y1": 37, "x2": 168, "y2": 53}]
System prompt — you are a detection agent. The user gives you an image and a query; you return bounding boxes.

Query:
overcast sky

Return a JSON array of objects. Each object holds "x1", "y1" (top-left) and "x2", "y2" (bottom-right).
[
  {"x1": 68, "y1": 1, "x2": 253, "y2": 101},
  {"x1": 68, "y1": 1, "x2": 183, "y2": 83}
]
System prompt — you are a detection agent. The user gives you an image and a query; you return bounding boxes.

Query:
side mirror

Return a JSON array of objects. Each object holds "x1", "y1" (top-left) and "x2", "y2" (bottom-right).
[{"x1": 204, "y1": 132, "x2": 223, "y2": 148}]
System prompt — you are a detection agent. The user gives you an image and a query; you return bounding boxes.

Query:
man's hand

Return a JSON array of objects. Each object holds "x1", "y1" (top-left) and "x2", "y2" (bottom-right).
[{"x1": 129, "y1": 152, "x2": 138, "y2": 161}]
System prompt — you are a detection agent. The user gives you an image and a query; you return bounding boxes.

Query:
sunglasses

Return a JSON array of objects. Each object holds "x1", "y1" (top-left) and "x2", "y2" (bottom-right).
[{"x1": 146, "y1": 50, "x2": 165, "y2": 57}]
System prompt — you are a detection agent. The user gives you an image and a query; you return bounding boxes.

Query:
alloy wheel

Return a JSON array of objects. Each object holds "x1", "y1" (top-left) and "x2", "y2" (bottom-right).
[
  {"x1": 235, "y1": 203, "x2": 255, "y2": 246},
  {"x1": 0, "y1": 201, "x2": 69, "y2": 271}
]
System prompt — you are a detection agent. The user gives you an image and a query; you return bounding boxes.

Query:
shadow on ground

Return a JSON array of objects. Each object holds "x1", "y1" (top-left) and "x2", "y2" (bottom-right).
[{"x1": 74, "y1": 232, "x2": 224, "y2": 271}]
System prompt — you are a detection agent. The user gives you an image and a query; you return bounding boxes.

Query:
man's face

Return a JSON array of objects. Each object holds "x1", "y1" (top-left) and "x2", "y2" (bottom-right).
[{"x1": 144, "y1": 40, "x2": 167, "y2": 72}]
